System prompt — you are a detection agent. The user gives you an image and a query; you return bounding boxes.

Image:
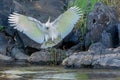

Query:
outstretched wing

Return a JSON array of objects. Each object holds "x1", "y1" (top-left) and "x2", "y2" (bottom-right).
[
  {"x1": 52, "y1": 6, "x2": 83, "y2": 39},
  {"x1": 8, "y1": 12, "x2": 45, "y2": 44}
]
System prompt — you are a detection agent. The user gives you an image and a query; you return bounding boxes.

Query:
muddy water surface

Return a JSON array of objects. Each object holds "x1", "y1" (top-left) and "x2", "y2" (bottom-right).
[{"x1": 0, "y1": 65, "x2": 120, "y2": 80}]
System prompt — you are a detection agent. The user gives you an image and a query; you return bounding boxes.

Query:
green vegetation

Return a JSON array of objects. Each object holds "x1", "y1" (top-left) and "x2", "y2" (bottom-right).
[
  {"x1": 49, "y1": 48, "x2": 58, "y2": 65},
  {"x1": 0, "y1": 26, "x2": 4, "y2": 32}
]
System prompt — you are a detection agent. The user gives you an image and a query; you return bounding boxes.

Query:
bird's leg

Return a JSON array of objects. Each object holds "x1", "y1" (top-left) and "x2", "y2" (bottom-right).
[{"x1": 45, "y1": 35, "x2": 49, "y2": 42}]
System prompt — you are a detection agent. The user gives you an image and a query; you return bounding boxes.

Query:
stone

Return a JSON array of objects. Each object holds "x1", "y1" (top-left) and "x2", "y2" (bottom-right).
[
  {"x1": 62, "y1": 51, "x2": 93, "y2": 68},
  {"x1": 85, "y1": 2, "x2": 119, "y2": 48},
  {"x1": 0, "y1": 0, "x2": 14, "y2": 26},
  {"x1": 18, "y1": 32, "x2": 41, "y2": 49},
  {"x1": 62, "y1": 30, "x2": 82, "y2": 49},
  {"x1": 62, "y1": 45, "x2": 120, "y2": 68},
  {"x1": 0, "y1": 33, "x2": 8, "y2": 55},
  {"x1": 11, "y1": 47, "x2": 29, "y2": 60},
  {"x1": 28, "y1": 50, "x2": 51, "y2": 63},
  {"x1": 118, "y1": 24, "x2": 120, "y2": 45},
  {"x1": 108, "y1": 59, "x2": 120, "y2": 67},
  {"x1": 88, "y1": 42, "x2": 106, "y2": 55},
  {"x1": 105, "y1": 24, "x2": 119, "y2": 47},
  {"x1": 100, "y1": 31, "x2": 113, "y2": 48},
  {"x1": 1, "y1": 0, "x2": 65, "y2": 50},
  {"x1": 28, "y1": 49, "x2": 66, "y2": 64},
  {"x1": 0, "y1": 54, "x2": 13, "y2": 61}
]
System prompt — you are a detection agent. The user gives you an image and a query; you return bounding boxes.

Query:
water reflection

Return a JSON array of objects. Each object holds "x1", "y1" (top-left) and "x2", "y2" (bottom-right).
[{"x1": 0, "y1": 66, "x2": 120, "y2": 80}]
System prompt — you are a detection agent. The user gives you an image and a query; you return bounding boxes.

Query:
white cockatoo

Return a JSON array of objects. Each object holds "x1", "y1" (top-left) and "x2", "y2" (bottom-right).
[{"x1": 8, "y1": 6, "x2": 83, "y2": 48}]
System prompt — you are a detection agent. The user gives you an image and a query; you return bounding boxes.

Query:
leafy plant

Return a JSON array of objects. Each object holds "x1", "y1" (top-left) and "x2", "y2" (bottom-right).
[{"x1": 0, "y1": 26, "x2": 4, "y2": 32}]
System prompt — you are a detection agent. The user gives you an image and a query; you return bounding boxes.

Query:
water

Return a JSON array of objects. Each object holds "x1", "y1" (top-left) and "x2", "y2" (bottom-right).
[{"x1": 0, "y1": 65, "x2": 120, "y2": 80}]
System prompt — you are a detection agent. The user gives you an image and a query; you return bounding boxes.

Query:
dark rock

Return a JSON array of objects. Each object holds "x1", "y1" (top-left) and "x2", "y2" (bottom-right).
[
  {"x1": 105, "y1": 24, "x2": 119, "y2": 47},
  {"x1": 11, "y1": 47, "x2": 29, "y2": 60},
  {"x1": 62, "y1": 44, "x2": 120, "y2": 68},
  {"x1": 85, "y1": 2, "x2": 119, "y2": 48},
  {"x1": 118, "y1": 24, "x2": 120, "y2": 45},
  {"x1": 0, "y1": 33, "x2": 8, "y2": 55},
  {"x1": 28, "y1": 49, "x2": 66, "y2": 64},
  {"x1": 18, "y1": 32, "x2": 41, "y2": 50},
  {"x1": 11, "y1": 0, "x2": 64, "y2": 22},
  {"x1": 100, "y1": 31, "x2": 113, "y2": 48},
  {"x1": 0, "y1": 0, "x2": 14, "y2": 26},
  {"x1": 89, "y1": 42, "x2": 106, "y2": 55},
  {"x1": 61, "y1": 29, "x2": 82, "y2": 49},
  {"x1": 4, "y1": 26, "x2": 16, "y2": 37}
]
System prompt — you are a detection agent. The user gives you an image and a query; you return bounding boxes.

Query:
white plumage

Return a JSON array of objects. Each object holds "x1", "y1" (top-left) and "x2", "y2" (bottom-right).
[{"x1": 8, "y1": 6, "x2": 83, "y2": 48}]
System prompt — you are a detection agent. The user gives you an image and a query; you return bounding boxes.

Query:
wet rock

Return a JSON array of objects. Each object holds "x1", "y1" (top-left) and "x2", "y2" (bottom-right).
[
  {"x1": 62, "y1": 45, "x2": 120, "y2": 68},
  {"x1": 11, "y1": 47, "x2": 29, "y2": 60},
  {"x1": 0, "y1": 54, "x2": 13, "y2": 61},
  {"x1": 28, "y1": 49, "x2": 66, "y2": 64},
  {"x1": 0, "y1": 33, "x2": 8, "y2": 55},
  {"x1": 118, "y1": 24, "x2": 120, "y2": 45},
  {"x1": 85, "y1": 2, "x2": 119, "y2": 48}
]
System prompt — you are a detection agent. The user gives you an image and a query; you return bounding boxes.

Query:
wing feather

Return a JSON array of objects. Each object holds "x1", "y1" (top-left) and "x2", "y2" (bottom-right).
[
  {"x1": 8, "y1": 12, "x2": 45, "y2": 44},
  {"x1": 52, "y1": 6, "x2": 83, "y2": 39}
]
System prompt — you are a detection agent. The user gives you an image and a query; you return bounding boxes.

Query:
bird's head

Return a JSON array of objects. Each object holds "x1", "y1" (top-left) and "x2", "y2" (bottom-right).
[{"x1": 45, "y1": 17, "x2": 51, "y2": 30}]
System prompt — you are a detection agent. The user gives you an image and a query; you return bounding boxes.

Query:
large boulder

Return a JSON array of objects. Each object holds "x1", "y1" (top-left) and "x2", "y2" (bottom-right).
[
  {"x1": 0, "y1": 33, "x2": 8, "y2": 55},
  {"x1": 85, "y1": 2, "x2": 119, "y2": 48},
  {"x1": 28, "y1": 49, "x2": 66, "y2": 64},
  {"x1": 62, "y1": 42, "x2": 120, "y2": 68},
  {"x1": 11, "y1": 47, "x2": 29, "y2": 60},
  {"x1": 62, "y1": 51, "x2": 93, "y2": 68},
  {"x1": 0, "y1": 0, "x2": 14, "y2": 26},
  {"x1": 118, "y1": 24, "x2": 120, "y2": 45}
]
